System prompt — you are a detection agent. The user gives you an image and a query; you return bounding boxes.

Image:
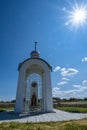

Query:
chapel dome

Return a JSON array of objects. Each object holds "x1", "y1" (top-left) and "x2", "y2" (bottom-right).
[
  {"x1": 30, "y1": 41, "x2": 40, "y2": 58},
  {"x1": 30, "y1": 50, "x2": 40, "y2": 58}
]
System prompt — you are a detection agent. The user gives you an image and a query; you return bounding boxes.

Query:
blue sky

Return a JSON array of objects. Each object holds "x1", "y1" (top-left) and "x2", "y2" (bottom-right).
[{"x1": 0, "y1": 0, "x2": 87, "y2": 101}]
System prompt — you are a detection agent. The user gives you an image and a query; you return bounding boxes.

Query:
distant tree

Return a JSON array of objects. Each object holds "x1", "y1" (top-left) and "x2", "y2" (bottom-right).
[
  {"x1": 69, "y1": 97, "x2": 78, "y2": 101},
  {"x1": 62, "y1": 99, "x2": 68, "y2": 102},
  {"x1": 11, "y1": 100, "x2": 16, "y2": 103},
  {"x1": 0, "y1": 101, "x2": 4, "y2": 103},
  {"x1": 84, "y1": 98, "x2": 87, "y2": 101}
]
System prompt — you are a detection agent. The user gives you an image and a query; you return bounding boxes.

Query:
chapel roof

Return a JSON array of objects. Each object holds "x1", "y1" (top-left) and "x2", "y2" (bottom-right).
[
  {"x1": 18, "y1": 42, "x2": 52, "y2": 71},
  {"x1": 18, "y1": 58, "x2": 52, "y2": 71}
]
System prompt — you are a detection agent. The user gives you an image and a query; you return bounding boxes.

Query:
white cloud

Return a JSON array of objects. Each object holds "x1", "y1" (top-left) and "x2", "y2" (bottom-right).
[
  {"x1": 68, "y1": 85, "x2": 86, "y2": 94},
  {"x1": 62, "y1": 77, "x2": 70, "y2": 81},
  {"x1": 53, "y1": 79, "x2": 87, "y2": 99},
  {"x1": 52, "y1": 86, "x2": 87, "y2": 99},
  {"x1": 52, "y1": 88, "x2": 65, "y2": 98},
  {"x1": 82, "y1": 80, "x2": 87, "y2": 86},
  {"x1": 52, "y1": 87, "x2": 60, "y2": 97},
  {"x1": 80, "y1": 86, "x2": 87, "y2": 91},
  {"x1": 73, "y1": 79, "x2": 87, "y2": 91},
  {"x1": 81, "y1": 57, "x2": 87, "y2": 62},
  {"x1": 53, "y1": 66, "x2": 61, "y2": 72},
  {"x1": 73, "y1": 80, "x2": 87, "y2": 88},
  {"x1": 52, "y1": 87, "x2": 60, "y2": 92},
  {"x1": 64, "y1": 89, "x2": 77, "y2": 94},
  {"x1": 72, "y1": 84, "x2": 82, "y2": 88},
  {"x1": 61, "y1": 68, "x2": 79, "y2": 77},
  {"x1": 57, "y1": 81, "x2": 67, "y2": 86}
]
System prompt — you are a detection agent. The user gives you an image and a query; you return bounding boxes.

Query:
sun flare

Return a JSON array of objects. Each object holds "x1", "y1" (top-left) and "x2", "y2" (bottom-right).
[{"x1": 66, "y1": 3, "x2": 87, "y2": 28}]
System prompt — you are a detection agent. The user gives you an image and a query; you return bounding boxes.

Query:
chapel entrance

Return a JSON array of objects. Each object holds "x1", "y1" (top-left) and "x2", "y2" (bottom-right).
[
  {"x1": 24, "y1": 73, "x2": 42, "y2": 113},
  {"x1": 31, "y1": 92, "x2": 37, "y2": 106},
  {"x1": 31, "y1": 82, "x2": 37, "y2": 106}
]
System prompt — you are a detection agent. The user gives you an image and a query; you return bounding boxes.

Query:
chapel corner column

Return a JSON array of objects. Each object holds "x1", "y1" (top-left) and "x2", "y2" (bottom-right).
[{"x1": 15, "y1": 67, "x2": 26, "y2": 113}]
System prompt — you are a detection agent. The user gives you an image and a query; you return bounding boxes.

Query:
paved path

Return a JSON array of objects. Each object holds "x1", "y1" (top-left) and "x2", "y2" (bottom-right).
[{"x1": 0, "y1": 109, "x2": 87, "y2": 123}]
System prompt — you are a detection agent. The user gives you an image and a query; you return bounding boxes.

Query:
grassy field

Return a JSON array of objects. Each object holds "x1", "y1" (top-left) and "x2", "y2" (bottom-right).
[
  {"x1": 0, "y1": 101, "x2": 87, "y2": 113},
  {"x1": 0, "y1": 102, "x2": 87, "y2": 129},
  {"x1": 0, "y1": 103, "x2": 14, "y2": 112},
  {"x1": 0, "y1": 107, "x2": 14, "y2": 112},
  {"x1": 54, "y1": 100, "x2": 87, "y2": 113},
  {"x1": 0, "y1": 119, "x2": 87, "y2": 130},
  {"x1": 57, "y1": 107, "x2": 87, "y2": 113}
]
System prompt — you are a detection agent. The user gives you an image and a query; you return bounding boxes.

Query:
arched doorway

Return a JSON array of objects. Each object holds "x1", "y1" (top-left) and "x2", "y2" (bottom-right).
[{"x1": 24, "y1": 73, "x2": 42, "y2": 113}]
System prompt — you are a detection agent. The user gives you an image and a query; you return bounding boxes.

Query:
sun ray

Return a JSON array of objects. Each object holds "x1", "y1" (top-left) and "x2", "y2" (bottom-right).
[{"x1": 65, "y1": 3, "x2": 87, "y2": 28}]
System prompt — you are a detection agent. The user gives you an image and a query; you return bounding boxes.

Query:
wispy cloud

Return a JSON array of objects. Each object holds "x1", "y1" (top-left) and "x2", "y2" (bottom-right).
[
  {"x1": 52, "y1": 87, "x2": 60, "y2": 92},
  {"x1": 73, "y1": 86, "x2": 87, "y2": 92},
  {"x1": 62, "y1": 77, "x2": 70, "y2": 81},
  {"x1": 82, "y1": 80, "x2": 87, "y2": 86},
  {"x1": 71, "y1": 80, "x2": 87, "y2": 97},
  {"x1": 61, "y1": 68, "x2": 79, "y2": 77},
  {"x1": 53, "y1": 66, "x2": 61, "y2": 72},
  {"x1": 53, "y1": 79, "x2": 87, "y2": 99},
  {"x1": 57, "y1": 81, "x2": 68, "y2": 86},
  {"x1": 73, "y1": 79, "x2": 87, "y2": 90},
  {"x1": 81, "y1": 57, "x2": 87, "y2": 62},
  {"x1": 72, "y1": 84, "x2": 82, "y2": 88},
  {"x1": 52, "y1": 88, "x2": 77, "y2": 99},
  {"x1": 54, "y1": 66, "x2": 79, "y2": 77},
  {"x1": 52, "y1": 86, "x2": 87, "y2": 99},
  {"x1": 52, "y1": 88, "x2": 64, "y2": 98}
]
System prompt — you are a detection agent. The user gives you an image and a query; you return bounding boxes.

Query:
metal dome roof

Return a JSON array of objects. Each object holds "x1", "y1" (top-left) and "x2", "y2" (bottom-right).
[{"x1": 30, "y1": 50, "x2": 40, "y2": 58}]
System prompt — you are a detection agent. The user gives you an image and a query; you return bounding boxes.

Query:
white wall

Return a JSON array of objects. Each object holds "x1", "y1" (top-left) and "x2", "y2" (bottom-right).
[{"x1": 15, "y1": 59, "x2": 53, "y2": 113}]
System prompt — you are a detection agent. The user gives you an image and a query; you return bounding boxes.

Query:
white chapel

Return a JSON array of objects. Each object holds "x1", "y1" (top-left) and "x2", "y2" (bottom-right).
[{"x1": 15, "y1": 42, "x2": 53, "y2": 113}]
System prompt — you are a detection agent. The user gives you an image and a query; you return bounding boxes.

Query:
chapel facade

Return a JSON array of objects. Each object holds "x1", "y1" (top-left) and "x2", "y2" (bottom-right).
[{"x1": 15, "y1": 42, "x2": 53, "y2": 113}]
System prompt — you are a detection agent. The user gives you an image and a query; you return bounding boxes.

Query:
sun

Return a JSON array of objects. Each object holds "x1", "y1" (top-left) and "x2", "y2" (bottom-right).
[
  {"x1": 73, "y1": 9, "x2": 86, "y2": 23},
  {"x1": 66, "y1": 3, "x2": 87, "y2": 28}
]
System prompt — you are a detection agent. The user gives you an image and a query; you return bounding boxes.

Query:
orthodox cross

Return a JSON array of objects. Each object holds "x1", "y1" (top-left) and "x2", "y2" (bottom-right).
[{"x1": 34, "y1": 41, "x2": 38, "y2": 51}]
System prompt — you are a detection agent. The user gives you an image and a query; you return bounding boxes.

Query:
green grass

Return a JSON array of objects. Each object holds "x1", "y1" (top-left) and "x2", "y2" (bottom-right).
[
  {"x1": 0, "y1": 107, "x2": 14, "y2": 112},
  {"x1": 1, "y1": 106, "x2": 87, "y2": 113},
  {"x1": 57, "y1": 107, "x2": 87, "y2": 113},
  {"x1": 0, "y1": 103, "x2": 14, "y2": 112},
  {"x1": 0, "y1": 119, "x2": 87, "y2": 130}
]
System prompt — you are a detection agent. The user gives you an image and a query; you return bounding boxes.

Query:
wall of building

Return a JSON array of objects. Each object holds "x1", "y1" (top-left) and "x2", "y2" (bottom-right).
[{"x1": 15, "y1": 58, "x2": 53, "y2": 113}]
